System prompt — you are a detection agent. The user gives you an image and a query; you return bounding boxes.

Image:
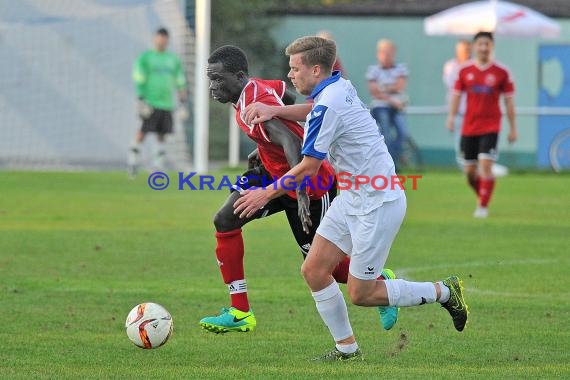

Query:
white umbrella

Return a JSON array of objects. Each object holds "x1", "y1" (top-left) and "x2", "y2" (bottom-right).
[{"x1": 424, "y1": 0, "x2": 560, "y2": 38}]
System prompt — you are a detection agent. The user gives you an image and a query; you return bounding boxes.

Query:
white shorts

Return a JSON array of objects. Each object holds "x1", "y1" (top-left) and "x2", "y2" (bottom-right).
[{"x1": 316, "y1": 194, "x2": 406, "y2": 280}]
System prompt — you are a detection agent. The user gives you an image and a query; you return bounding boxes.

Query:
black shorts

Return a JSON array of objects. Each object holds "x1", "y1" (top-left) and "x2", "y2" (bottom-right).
[
  {"x1": 460, "y1": 133, "x2": 498, "y2": 164},
  {"x1": 233, "y1": 166, "x2": 337, "y2": 257},
  {"x1": 141, "y1": 109, "x2": 173, "y2": 135}
]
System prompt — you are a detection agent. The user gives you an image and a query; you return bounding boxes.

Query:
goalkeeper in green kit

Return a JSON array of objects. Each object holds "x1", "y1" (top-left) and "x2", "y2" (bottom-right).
[{"x1": 128, "y1": 28, "x2": 187, "y2": 178}]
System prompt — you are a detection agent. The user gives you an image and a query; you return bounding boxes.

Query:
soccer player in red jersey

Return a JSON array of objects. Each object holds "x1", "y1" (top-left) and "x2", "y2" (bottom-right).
[
  {"x1": 446, "y1": 32, "x2": 517, "y2": 218},
  {"x1": 199, "y1": 45, "x2": 350, "y2": 333}
]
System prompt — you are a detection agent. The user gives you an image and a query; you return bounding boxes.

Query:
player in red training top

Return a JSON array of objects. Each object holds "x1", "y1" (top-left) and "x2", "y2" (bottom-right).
[
  {"x1": 447, "y1": 32, "x2": 517, "y2": 218},
  {"x1": 198, "y1": 45, "x2": 355, "y2": 334}
]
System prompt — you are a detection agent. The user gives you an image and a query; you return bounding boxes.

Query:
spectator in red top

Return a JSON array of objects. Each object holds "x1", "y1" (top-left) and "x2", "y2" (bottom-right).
[{"x1": 446, "y1": 32, "x2": 517, "y2": 218}]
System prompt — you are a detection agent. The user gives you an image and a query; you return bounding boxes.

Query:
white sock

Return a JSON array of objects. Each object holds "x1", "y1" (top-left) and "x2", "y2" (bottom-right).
[
  {"x1": 336, "y1": 342, "x2": 358, "y2": 354},
  {"x1": 312, "y1": 281, "x2": 353, "y2": 342},
  {"x1": 437, "y1": 281, "x2": 450, "y2": 303},
  {"x1": 384, "y1": 279, "x2": 437, "y2": 307},
  {"x1": 154, "y1": 142, "x2": 166, "y2": 169},
  {"x1": 128, "y1": 143, "x2": 140, "y2": 166}
]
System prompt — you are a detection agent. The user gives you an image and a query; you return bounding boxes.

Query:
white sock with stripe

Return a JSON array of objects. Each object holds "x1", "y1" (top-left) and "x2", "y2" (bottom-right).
[{"x1": 384, "y1": 279, "x2": 437, "y2": 307}]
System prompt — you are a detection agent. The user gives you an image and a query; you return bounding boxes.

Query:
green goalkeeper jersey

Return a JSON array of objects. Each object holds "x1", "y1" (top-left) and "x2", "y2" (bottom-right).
[{"x1": 132, "y1": 50, "x2": 186, "y2": 111}]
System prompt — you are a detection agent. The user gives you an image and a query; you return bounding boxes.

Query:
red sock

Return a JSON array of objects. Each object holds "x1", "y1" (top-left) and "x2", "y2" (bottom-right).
[
  {"x1": 468, "y1": 176, "x2": 480, "y2": 196},
  {"x1": 332, "y1": 256, "x2": 350, "y2": 284},
  {"x1": 478, "y1": 177, "x2": 495, "y2": 207},
  {"x1": 215, "y1": 229, "x2": 249, "y2": 312}
]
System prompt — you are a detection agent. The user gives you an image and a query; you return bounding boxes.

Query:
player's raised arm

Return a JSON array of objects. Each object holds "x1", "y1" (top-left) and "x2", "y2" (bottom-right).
[{"x1": 243, "y1": 103, "x2": 312, "y2": 124}]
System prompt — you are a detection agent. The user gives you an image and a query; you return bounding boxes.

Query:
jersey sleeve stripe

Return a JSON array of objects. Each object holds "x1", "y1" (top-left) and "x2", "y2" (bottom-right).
[
  {"x1": 256, "y1": 124, "x2": 271, "y2": 143},
  {"x1": 301, "y1": 105, "x2": 328, "y2": 160},
  {"x1": 238, "y1": 81, "x2": 254, "y2": 110}
]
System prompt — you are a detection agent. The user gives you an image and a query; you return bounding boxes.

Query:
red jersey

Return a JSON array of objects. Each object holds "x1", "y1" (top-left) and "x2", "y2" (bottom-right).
[
  {"x1": 234, "y1": 78, "x2": 335, "y2": 200},
  {"x1": 454, "y1": 61, "x2": 515, "y2": 136}
]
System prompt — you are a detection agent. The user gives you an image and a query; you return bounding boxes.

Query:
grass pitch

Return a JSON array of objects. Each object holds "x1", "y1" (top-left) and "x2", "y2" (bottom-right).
[{"x1": 1, "y1": 170, "x2": 569, "y2": 379}]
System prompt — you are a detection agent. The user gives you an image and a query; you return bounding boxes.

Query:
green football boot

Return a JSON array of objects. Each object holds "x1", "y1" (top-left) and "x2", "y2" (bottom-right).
[
  {"x1": 440, "y1": 276, "x2": 469, "y2": 332},
  {"x1": 199, "y1": 307, "x2": 256, "y2": 334}
]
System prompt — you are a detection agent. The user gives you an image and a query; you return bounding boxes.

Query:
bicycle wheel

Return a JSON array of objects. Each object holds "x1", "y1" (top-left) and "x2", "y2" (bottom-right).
[
  {"x1": 549, "y1": 129, "x2": 570, "y2": 173},
  {"x1": 398, "y1": 136, "x2": 423, "y2": 172}
]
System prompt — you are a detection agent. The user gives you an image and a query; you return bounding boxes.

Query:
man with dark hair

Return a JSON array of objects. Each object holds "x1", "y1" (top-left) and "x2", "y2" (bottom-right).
[
  {"x1": 199, "y1": 45, "x2": 350, "y2": 334},
  {"x1": 236, "y1": 36, "x2": 468, "y2": 361},
  {"x1": 128, "y1": 27, "x2": 187, "y2": 177},
  {"x1": 447, "y1": 31, "x2": 517, "y2": 218}
]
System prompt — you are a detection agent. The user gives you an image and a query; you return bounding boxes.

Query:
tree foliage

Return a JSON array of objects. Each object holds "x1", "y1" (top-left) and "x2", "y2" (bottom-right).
[
  {"x1": 211, "y1": 0, "x2": 282, "y2": 78},
  {"x1": 206, "y1": 0, "x2": 362, "y2": 160}
]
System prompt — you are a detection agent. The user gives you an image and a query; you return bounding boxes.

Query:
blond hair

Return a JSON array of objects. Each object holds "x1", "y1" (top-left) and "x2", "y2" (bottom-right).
[
  {"x1": 285, "y1": 36, "x2": 336, "y2": 73},
  {"x1": 377, "y1": 38, "x2": 394, "y2": 51},
  {"x1": 316, "y1": 30, "x2": 334, "y2": 41}
]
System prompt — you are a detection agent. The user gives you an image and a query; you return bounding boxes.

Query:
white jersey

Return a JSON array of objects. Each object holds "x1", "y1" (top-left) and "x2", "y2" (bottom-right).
[
  {"x1": 443, "y1": 58, "x2": 467, "y2": 114},
  {"x1": 301, "y1": 71, "x2": 403, "y2": 216},
  {"x1": 365, "y1": 63, "x2": 408, "y2": 108}
]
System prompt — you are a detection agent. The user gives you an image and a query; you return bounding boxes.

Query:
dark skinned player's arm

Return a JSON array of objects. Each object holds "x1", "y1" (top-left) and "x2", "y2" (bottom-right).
[
  {"x1": 281, "y1": 89, "x2": 297, "y2": 106},
  {"x1": 245, "y1": 89, "x2": 294, "y2": 168},
  {"x1": 246, "y1": 148, "x2": 259, "y2": 169},
  {"x1": 262, "y1": 118, "x2": 313, "y2": 232},
  {"x1": 262, "y1": 119, "x2": 303, "y2": 174}
]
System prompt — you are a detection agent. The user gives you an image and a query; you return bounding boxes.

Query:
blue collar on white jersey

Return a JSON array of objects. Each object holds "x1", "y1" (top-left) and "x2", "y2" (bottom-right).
[{"x1": 307, "y1": 70, "x2": 341, "y2": 100}]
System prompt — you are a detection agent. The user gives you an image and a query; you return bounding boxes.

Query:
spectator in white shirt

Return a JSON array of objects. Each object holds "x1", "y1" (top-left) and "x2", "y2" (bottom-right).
[
  {"x1": 367, "y1": 39, "x2": 409, "y2": 168},
  {"x1": 443, "y1": 40, "x2": 471, "y2": 166}
]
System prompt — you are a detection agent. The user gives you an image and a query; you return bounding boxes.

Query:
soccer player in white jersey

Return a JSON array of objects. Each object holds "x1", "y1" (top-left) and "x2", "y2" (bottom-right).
[{"x1": 236, "y1": 36, "x2": 469, "y2": 361}]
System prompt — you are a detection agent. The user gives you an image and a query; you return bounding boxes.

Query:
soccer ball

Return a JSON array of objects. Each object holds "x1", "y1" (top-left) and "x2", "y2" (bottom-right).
[{"x1": 125, "y1": 302, "x2": 173, "y2": 349}]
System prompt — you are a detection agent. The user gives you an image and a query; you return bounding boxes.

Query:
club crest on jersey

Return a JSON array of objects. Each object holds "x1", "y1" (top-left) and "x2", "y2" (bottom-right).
[{"x1": 485, "y1": 74, "x2": 496, "y2": 86}]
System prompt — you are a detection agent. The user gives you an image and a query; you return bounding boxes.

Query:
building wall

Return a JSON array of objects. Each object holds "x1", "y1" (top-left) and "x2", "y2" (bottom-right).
[{"x1": 272, "y1": 15, "x2": 570, "y2": 168}]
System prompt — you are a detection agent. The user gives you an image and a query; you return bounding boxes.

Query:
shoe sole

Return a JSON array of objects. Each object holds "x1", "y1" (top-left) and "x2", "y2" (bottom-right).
[
  {"x1": 199, "y1": 322, "x2": 255, "y2": 334},
  {"x1": 312, "y1": 353, "x2": 364, "y2": 362}
]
